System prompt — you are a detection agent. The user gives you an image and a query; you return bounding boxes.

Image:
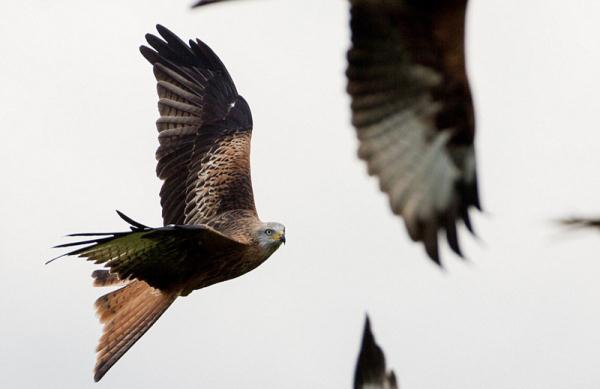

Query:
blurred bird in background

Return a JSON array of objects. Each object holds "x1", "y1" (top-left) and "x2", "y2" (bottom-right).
[
  {"x1": 354, "y1": 316, "x2": 398, "y2": 389},
  {"x1": 192, "y1": 0, "x2": 479, "y2": 266},
  {"x1": 560, "y1": 217, "x2": 600, "y2": 231},
  {"x1": 558, "y1": 217, "x2": 600, "y2": 248},
  {"x1": 50, "y1": 25, "x2": 286, "y2": 381}
]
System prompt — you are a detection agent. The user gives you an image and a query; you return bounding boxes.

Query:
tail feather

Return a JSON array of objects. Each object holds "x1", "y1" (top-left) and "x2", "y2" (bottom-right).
[
  {"x1": 94, "y1": 281, "x2": 147, "y2": 324},
  {"x1": 97, "y1": 286, "x2": 153, "y2": 341},
  {"x1": 97, "y1": 296, "x2": 155, "y2": 350},
  {"x1": 93, "y1": 280, "x2": 176, "y2": 382},
  {"x1": 96, "y1": 300, "x2": 170, "y2": 379}
]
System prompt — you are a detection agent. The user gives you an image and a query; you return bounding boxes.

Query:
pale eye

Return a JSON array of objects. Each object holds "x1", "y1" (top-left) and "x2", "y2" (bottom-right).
[{"x1": 265, "y1": 229, "x2": 273, "y2": 236}]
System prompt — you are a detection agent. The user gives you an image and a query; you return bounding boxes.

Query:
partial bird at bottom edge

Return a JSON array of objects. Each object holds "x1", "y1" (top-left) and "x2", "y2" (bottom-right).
[{"x1": 354, "y1": 316, "x2": 399, "y2": 389}]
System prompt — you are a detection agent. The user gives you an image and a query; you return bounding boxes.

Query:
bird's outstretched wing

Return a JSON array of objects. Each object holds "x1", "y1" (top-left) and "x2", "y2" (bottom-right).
[
  {"x1": 50, "y1": 211, "x2": 249, "y2": 290},
  {"x1": 354, "y1": 316, "x2": 398, "y2": 389},
  {"x1": 191, "y1": 0, "x2": 227, "y2": 6},
  {"x1": 560, "y1": 217, "x2": 600, "y2": 230},
  {"x1": 140, "y1": 25, "x2": 256, "y2": 227},
  {"x1": 347, "y1": 0, "x2": 479, "y2": 265}
]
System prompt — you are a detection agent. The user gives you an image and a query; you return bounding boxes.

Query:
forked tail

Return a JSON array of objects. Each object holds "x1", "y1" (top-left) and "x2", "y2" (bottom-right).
[{"x1": 93, "y1": 280, "x2": 177, "y2": 382}]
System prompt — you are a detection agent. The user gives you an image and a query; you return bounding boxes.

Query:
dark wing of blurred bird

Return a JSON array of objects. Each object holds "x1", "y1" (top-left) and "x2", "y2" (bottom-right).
[
  {"x1": 50, "y1": 25, "x2": 286, "y2": 382},
  {"x1": 354, "y1": 316, "x2": 398, "y2": 389},
  {"x1": 347, "y1": 0, "x2": 479, "y2": 265},
  {"x1": 191, "y1": 0, "x2": 479, "y2": 266},
  {"x1": 192, "y1": 0, "x2": 225, "y2": 5},
  {"x1": 560, "y1": 217, "x2": 600, "y2": 230},
  {"x1": 192, "y1": 0, "x2": 239, "y2": 6}
]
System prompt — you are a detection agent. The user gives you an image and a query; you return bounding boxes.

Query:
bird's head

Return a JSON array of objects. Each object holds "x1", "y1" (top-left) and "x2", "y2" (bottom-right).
[{"x1": 255, "y1": 222, "x2": 286, "y2": 255}]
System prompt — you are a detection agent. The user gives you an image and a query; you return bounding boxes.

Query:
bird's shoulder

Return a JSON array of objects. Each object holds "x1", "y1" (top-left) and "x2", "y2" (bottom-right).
[{"x1": 204, "y1": 209, "x2": 260, "y2": 244}]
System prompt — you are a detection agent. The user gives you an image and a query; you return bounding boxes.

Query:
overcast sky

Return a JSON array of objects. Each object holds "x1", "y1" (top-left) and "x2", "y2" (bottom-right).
[{"x1": 3, "y1": 0, "x2": 600, "y2": 388}]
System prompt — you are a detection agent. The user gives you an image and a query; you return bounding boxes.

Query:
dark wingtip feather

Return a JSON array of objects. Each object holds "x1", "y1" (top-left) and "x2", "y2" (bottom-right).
[
  {"x1": 48, "y1": 239, "x2": 100, "y2": 263},
  {"x1": 139, "y1": 45, "x2": 158, "y2": 64},
  {"x1": 424, "y1": 244, "x2": 440, "y2": 265},
  {"x1": 49, "y1": 212, "x2": 151, "y2": 265},
  {"x1": 54, "y1": 239, "x2": 105, "y2": 249},
  {"x1": 156, "y1": 25, "x2": 191, "y2": 54},
  {"x1": 429, "y1": 253, "x2": 443, "y2": 268},
  {"x1": 388, "y1": 371, "x2": 398, "y2": 388},
  {"x1": 354, "y1": 315, "x2": 387, "y2": 389},
  {"x1": 155, "y1": 25, "x2": 176, "y2": 41},
  {"x1": 66, "y1": 232, "x2": 116, "y2": 237},
  {"x1": 423, "y1": 223, "x2": 441, "y2": 267},
  {"x1": 445, "y1": 222, "x2": 463, "y2": 258},
  {"x1": 116, "y1": 210, "x2": 149, "y2": 230},
  {"x1": 462, "y1": 209, "x2": 475, "y2": 234},
  {"x1": 189, "y1": 38, "x2": 232, "y2": 78},
  {"x1": 191, "y1": 0, "x2": 228, "y2": 7},
  {"x1": 144, "y1": 26, "x2": 228, "y2": 79},
  {"x1": 145, "y1": 33, "x2": 169, "y2": 54},
  {"x1": 48, "y1": 234, "x2": 116, "y2": 265},
  {"x1": 155, "y1": 23, "x2": 166, "y2": 32},
  {"x1": 45, "y1": 253, "x2": 68, "y2": 265},
  {"x1": 559, "y1": 217, "x2": 600, "y2": 229},
  {"x1": 144, "y1": 32, "x2": 157, "y2": 45}
]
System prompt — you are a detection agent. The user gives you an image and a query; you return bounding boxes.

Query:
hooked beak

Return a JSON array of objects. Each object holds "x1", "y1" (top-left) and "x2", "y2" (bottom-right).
[{"x1": 280, "y1": 234, "x2": 286, "y2": 245}]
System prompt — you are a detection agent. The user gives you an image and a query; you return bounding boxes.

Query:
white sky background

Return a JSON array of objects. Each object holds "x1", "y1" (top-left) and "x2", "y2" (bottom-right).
[{"x1": 2, "y1": 0, "x2": 600, "y2": 387}]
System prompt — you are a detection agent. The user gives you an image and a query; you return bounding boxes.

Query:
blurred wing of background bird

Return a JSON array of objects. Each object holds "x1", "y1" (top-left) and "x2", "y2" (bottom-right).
[
  {"x1": 347, "y1": 0, "x2": 479, "y2": 265},
  {"x1": 560, "y1": 217, "x2": 600, "y2": 230},
  {"x1": 191, "y1": 0, "x2": 227, "y2": 6},
  {"x1": 354, "y1": 316, "x2": 398, "y2": 389},
  {"x1": 140, "y1": 24, "x2": 256, "y2": 227}
]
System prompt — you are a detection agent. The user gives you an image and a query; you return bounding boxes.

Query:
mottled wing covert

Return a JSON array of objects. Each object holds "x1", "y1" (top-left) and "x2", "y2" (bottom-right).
[
  {"x1": 354, "y1": 316, "x2": 398, "y2": 389},
  {"x1": 347, "y1": 0, "x2": 479, "y2": 264},
  {"x1": 140, "y1": 25, "x2": 256, "y2": 227}
]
